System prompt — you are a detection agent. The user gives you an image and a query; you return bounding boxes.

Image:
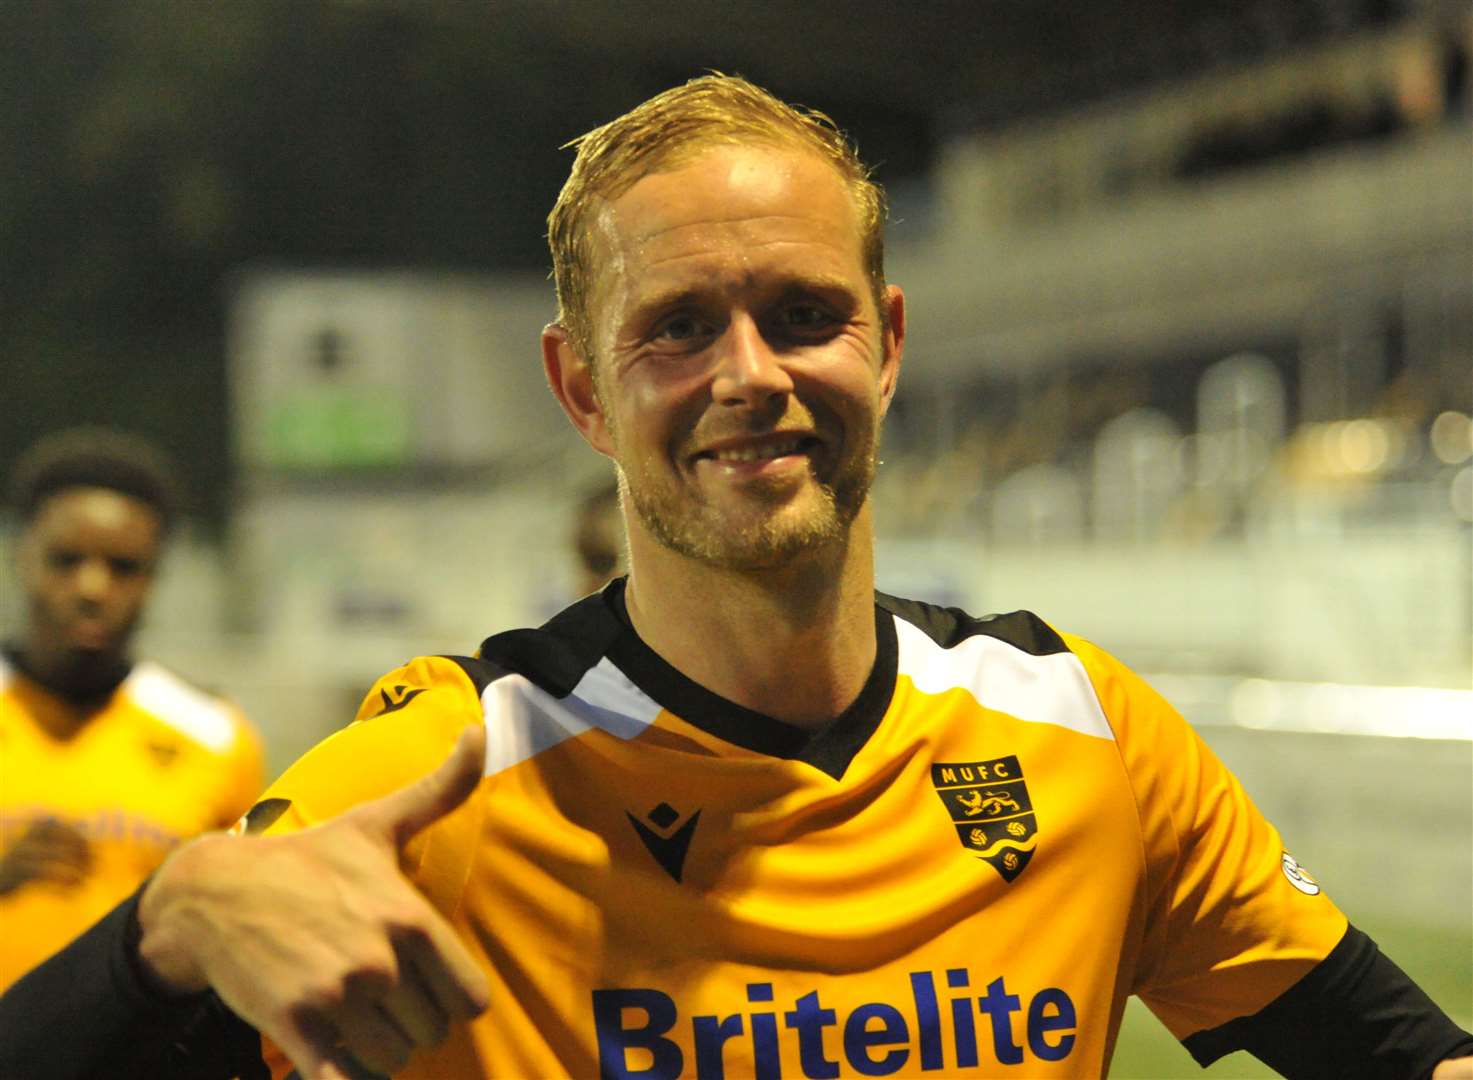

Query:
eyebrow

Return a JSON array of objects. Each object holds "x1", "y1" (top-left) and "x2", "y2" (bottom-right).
[{"x1": 628, "y1": 273, "x2": 861, "y2": 318}]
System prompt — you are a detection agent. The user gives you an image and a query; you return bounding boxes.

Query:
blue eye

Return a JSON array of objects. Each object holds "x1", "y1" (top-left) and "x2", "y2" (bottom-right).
[
  {"x1": 776, "y1": 304, "x2": 837, "y2": 334},
  {"x1": 659, "y1": 315, "x2": 703, "y2": 341},
  {"x1": 649, "y1": 312, "x2": 720, "y2": 352}
]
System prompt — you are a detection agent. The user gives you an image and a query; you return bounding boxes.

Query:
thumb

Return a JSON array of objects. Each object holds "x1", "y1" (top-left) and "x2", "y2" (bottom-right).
[{"x1": 357, "y1": 723, "x2": 487, "y2": 847}]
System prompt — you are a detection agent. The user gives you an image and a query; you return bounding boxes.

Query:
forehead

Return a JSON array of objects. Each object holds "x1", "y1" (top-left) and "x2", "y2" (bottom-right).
[
  {"x1": 587, "y1": 145, "x2": 865, "y2": 304},
  {"x1": 30, "y1": 487, "x2": 161, "y2": 544}
]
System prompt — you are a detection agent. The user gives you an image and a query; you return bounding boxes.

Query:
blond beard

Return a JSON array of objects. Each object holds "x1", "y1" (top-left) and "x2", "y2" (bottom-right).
[{"x1": 616, "y1": 437, "x2": 876, "y2": 571}]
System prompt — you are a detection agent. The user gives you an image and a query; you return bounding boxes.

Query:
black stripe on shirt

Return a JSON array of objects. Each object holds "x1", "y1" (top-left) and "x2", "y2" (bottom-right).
[
  {"x1": 474, "y1": 586, "x2": 623, "y2": 698},
  {"x1": 877, "y1": 594, "x2": 1069, "y2": 657}
]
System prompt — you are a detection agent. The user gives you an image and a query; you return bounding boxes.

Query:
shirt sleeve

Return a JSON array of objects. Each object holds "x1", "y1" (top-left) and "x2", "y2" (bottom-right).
[
  {"x1": 1062, "y1": 633, "x2": 1349, "y2": 1034},
  {"x1": 1183, "y1": 922, "x2": 1473, "y2": 1077},
  {"x1": 248, "y1": 654, "x2": 486, "y2": 836},
  {"x1": 246, "y1": 654, "x2": 492, "y2": 1080},
  {"x1": 244, "y1": 654, "x2": 493, "y2": 923},
  {"x1": 1065, "y1": 633, "x2": 1473, "y2": 1075}
]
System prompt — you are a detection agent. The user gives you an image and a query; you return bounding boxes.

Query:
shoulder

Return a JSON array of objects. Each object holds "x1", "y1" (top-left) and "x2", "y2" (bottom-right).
[
  {"x1": 255, "y1": 653, "x2": 493, "y2": 829},
  {"x1": 121, "y1": 660, "x2": 254, "y2": 755},
  {"x1": 880, "y1": 592, "x2": 1114, "y2": 741},
  {"x1": 264, "y1": 591, "x2": 642, "y2": 819},
  {"x1": 879, "y1": 593, "x2": 1068, "y2": 655},
  {"x1": 354, "y1": 654, "x2": 510, "y2": 722},
  {"x1": 474, "y1": 588, "x2": 626, "y2": 696}
]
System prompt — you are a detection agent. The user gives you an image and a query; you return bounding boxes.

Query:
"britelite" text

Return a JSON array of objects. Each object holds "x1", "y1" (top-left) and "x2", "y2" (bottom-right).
[{"x1": 592, "y1": 969, "x2": 1076, "y2": 1078}]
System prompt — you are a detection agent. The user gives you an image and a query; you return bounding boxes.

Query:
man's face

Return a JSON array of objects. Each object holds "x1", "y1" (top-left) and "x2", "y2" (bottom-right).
[
  {"x1": 553, "y1": 144, "x2": 904, "y2": 570},
  {"x1": 16, "y1": 487, "x2": 162, "y2": 671}
]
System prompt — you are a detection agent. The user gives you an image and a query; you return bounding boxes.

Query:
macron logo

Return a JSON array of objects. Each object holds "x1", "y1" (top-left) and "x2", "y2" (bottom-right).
[
  {"x1": 627, "y1": 802, "x2": 701, "y2": 883},
  {"x1": 372, "y1": 684, "x2": 426, "y2": 718}
]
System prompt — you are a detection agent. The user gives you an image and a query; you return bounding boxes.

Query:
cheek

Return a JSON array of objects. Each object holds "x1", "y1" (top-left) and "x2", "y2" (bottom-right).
[
  {"x1": 28, "y1": 579, "x2": 71, "y2": 622},
  {"x1": 804, "y1": 333, "x2": 884, "y2": 389},
  {"x1": 29, "y1": 567, "x2": 70, "y2": 598},
  {"x1": 117, "y1": 577, "x2": 154, "y2": 614},
  {"x1": 804, "y1": 356, "x2": 883, "y2": 419},
  {"x1": 618, "y1": 372, "x2": 701, "y2": 443}
]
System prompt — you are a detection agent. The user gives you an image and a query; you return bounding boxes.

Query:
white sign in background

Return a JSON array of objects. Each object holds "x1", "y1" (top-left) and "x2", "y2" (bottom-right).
[{"x1": 229, "y1": 271, "x2": 563, "y2": 470}]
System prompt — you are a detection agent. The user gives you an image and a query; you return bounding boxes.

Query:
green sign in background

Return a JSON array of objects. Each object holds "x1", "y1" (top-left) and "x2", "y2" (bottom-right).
[{"x1": 263, "y1": 389, "x2": 413, "y2": 469}]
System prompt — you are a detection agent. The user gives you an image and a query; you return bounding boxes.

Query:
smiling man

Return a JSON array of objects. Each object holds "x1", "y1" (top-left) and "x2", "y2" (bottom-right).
[
  {"x1": 0, "y1": 428, "x2": 263, "y2": 993},
  {"x1": 541, "y1": 130, "x2": 902, "y2": 729},
  {"x1": 2, "y1": 78, "x2": 1470, "y2": 1080}
]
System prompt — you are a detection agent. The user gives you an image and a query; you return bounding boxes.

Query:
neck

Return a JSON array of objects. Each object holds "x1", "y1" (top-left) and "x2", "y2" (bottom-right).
[
  {"x1": 623, "y1": 506, "x2": 878, "y2": 730},
  {"x1": 11, "y1": 638, "x2": 130, "y2": 708}
]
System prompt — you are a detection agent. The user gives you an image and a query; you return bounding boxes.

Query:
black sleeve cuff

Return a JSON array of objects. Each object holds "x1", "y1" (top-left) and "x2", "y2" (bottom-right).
[
  {"x1": 0, "y1": 883, "x2": 212, "y2": 1079},
  {"x1": 1183, "y1": 923, "x2": 1473, "y2": 1079}
]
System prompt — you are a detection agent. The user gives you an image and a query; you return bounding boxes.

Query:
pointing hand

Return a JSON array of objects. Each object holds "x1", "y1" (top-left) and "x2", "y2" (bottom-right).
[{"x1": 138, "y1": 724, "x2": 492, "y2": 1080}]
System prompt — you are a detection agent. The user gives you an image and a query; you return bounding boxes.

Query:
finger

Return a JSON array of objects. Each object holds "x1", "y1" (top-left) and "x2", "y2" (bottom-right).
[
  {"x1": 37, "y1": 862, "x2": 87, "y2": 887},
  {"x1": 360, "y1": 723, "x2": 487, "y2": 847},
  {"x1": 23, "y1": 833, "x2": 92, "y2": 872},
  {"x1": 53, "y1": 839, "x2": 93, "y2": 871},
  {"x1": 334, "y1": 1006, "x2": 414, "y2": 1076},
  {"x1": 274, "y1": 1014, "x2": 354, "y2": 1080},
  {"x1": 378, "y1": 964, "x2": 449, "y2": 1049},
  {"x1": 34, "y1": 819, "x2": 90, "y2": 848},
  {"x1": 17, "y1": 827, "x2": 82, "y2": 858},
  {"x1": 12, "y1": 849, "x2": 87, "y2": 885},
  {"x1": 401, "y1": 919, "x2": 491, "y2": 1020}
]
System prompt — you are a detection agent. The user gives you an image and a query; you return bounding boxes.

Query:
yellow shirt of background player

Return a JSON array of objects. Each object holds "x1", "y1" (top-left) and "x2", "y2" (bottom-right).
[{"x1": 0, "y1": 657, "x2": 264, "y2": 991}]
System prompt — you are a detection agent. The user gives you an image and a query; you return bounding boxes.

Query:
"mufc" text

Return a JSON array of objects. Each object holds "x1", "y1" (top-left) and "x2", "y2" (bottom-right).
[{"x1": 592, "y1": 969, "x2": 1076, "y2": 1078}]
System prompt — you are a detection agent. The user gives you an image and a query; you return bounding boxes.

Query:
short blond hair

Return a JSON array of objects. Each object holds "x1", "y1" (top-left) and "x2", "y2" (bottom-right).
[{"x1": 547, "y1": 73, "x2": 888, "y2": 361}]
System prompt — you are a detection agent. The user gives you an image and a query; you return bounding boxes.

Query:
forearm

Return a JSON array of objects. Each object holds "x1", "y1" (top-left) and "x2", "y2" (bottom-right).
[{"x1": 0, "y1": 883, "x2": 257, "y2": 1080}]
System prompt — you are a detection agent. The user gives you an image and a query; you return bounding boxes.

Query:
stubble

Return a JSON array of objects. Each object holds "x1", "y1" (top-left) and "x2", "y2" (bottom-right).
[{"x1": 616, "y1": 423, "x2": 878, "y2": 571}]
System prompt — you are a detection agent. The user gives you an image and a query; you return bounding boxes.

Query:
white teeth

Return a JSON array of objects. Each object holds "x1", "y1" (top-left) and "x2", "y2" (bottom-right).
[{"x1": 709, "y1": 438, "x2": 805, "y2": 463}]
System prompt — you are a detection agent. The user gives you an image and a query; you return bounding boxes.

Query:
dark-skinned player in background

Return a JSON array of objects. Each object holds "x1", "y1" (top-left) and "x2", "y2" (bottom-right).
[{"x1": 0, "y1": 428, "x2": 263, "y2": 992}]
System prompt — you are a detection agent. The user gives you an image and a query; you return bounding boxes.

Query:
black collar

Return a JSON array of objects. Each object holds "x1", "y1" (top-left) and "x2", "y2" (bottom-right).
[{"x1": 599, "y1": 578, "x2": 896, "y2": 781}]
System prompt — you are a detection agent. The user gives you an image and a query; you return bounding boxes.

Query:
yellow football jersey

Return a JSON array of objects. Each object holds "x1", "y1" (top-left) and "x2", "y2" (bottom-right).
[
  {"x1": 253, "y1": 583, "x2": 1346, "y2": 1078},
  {"x1": 0, "y1": 654, "x2": 264, "y2": 992}
]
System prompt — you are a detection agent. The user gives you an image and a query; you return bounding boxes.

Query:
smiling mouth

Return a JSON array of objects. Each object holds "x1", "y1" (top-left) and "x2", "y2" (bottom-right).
[{"x1": 697, "y1": 435, "x2": 822, "y2": 464}]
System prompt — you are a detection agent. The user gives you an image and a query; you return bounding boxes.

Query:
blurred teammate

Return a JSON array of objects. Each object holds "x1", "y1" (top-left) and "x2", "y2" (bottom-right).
[
  {"x1": 3, "y1": 80, "x2": 1470, "y2": 1080},
  {"x1": 572, "y1": 481, "x2": 624, "y2": 595},
  {"x1": 0, "y1": 428, "x2": 263, "y2": 992}
]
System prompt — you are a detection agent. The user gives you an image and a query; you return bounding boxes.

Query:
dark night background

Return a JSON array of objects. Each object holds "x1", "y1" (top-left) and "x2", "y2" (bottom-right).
[{"x1": 2, "y1": 0, "x2": 1420, "y2": 526}]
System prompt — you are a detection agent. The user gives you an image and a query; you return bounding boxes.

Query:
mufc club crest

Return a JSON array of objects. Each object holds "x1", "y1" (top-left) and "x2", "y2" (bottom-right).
[{"x1": 931, "y1": 756, "x2": 1037, "y2": 883}]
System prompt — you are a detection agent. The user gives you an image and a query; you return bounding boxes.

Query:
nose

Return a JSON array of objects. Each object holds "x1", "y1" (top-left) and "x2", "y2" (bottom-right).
[
  {"x1": 710, "y1": 314, "x2": 793, "y2": 409},
  {"x1": 73, "y1": 558, "x2": 112, "y2": 606}
]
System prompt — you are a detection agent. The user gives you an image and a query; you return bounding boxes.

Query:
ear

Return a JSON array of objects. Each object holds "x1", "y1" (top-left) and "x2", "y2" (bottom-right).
[
  {"x1": 542, "y1": 324, "x2": 615, "y2": 458},
  {"x1": 876, "y1": 284, "x2": 906, "y2": 417}
]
